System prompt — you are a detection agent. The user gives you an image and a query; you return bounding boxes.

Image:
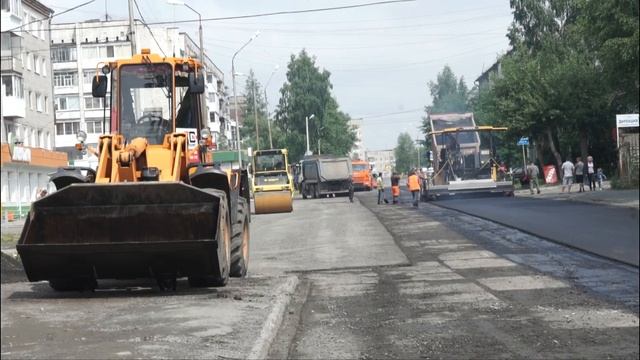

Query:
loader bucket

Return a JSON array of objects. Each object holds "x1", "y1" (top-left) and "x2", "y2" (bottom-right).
[
  {"x1": 254, "y1": 191, "x2": 293, "y2": 214},
  {"x1": 16, "y1": 182, "x2": 224, "y2": 282}
]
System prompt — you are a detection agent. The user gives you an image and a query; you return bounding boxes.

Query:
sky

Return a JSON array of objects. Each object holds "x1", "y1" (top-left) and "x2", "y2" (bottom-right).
[{"x1": 41, "y1": 0, "x2": 514, "y2": 151}]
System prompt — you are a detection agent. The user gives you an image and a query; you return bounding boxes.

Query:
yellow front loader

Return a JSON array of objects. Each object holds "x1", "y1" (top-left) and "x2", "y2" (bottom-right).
[
  {"x1": 252, "y1": 149, "x2": 294, "y2": 214},
  {"x1": 17, "y1": 50, "x2": 251, "y2": 291}
]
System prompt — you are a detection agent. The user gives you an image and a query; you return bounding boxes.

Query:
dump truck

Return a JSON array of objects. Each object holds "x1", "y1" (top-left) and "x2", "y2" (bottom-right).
[
  {"x1": 422, "y1": 113, "x2": 514, "y2": 200},
  {"x1": 252, "y1": 148, "x2": 294, "y2": 214},
  {"x1": 16, "y1": 49, "x2": 251, "y2": 291},
  {"x1": 351, "y1": 159, "x2": 372, "y2": 191},
  {"x1": 300, "y1": 156, "x2": 352, "y2": 198}
]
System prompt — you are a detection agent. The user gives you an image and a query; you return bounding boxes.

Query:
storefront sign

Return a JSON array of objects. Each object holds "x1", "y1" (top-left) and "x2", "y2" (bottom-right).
[
  {"x1": 11, "y1": 146, "x2": 31, "y2": 162},
  {"x1": 616, "y1": 114, "x2": 639, "y2": 128}
]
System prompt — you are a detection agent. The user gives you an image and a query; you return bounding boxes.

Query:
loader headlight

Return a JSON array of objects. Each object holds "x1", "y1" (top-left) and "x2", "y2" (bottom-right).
[
  {"x1": 76, "y1": 130, "x2": 87, "y2": 143},
  {"x1": 200, "y1": 127, "x2": 211, "y2": 140}
]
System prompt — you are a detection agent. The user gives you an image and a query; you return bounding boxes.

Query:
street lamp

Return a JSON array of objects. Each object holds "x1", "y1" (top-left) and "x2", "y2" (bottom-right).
[
  {"x1": 264, "y1": 65, "x2": 279, "y2": 149},
  {"x1": 305, "y1": 114, "x2": 315, "y2": 156},
  {"x1": 167, "y1": 0, "x2": 204, "y2": 70},
  {"x1": 235, "y1": 72, "x2": 260, "y2": 152},
  {"x1": 231, "y1": 30, "x2": 260, "y2": 167}
]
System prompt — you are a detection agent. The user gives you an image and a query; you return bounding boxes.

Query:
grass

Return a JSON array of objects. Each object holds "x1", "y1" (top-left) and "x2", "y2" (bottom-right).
[{"x1": 610, "y1": 175, "x2": 639, "y2": 190}]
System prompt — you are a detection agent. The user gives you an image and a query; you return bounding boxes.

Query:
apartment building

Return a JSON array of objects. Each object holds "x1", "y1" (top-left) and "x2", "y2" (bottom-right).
[
  {"x1": 349, "y1": 118, "x2": 365, "y2": 160},
  {"x1": 49, "y1": 20, "x2": 230, "y2": 165},
  {"x1": 366, "y1": 149, "x2": 396, "y2": 175},
  {"x1": 1, "y1": 0, "x2": 67, "y2": 215}
]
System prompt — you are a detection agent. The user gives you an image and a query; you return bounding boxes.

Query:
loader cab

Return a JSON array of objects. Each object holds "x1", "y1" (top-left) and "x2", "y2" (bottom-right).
[{"x1": 93, "y1": 50, "x2": 206, "y2": 146}]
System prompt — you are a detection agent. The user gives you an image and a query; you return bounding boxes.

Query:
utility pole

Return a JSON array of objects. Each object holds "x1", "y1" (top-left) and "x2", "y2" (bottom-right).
[
  {"x1": 127, "y1": 0, "x2": 136, "y2": 55},
  {"x1": 252, "y1": 83, "x2": 259, "y2": 151}
]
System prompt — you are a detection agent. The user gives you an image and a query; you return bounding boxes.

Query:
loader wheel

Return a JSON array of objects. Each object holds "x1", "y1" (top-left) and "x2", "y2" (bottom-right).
[
  {"x1": 230, "y1": 198, "x2": 250, "y2": 277},
  {"x1": 188, "y1": 189, "x2": 230, "y2": 287},
  {"x1": 49, "y1": 278, "x2": 96, "y2": 292}
]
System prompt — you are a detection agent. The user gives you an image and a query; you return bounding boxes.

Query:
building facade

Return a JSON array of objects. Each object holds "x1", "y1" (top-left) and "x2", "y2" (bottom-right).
[
  {"x1": 366, "y1": 149, "x2": 396, "y2": 175},
  {"x1": 349, "y1": 118, "x2": 365, "y2": 160},
  {"x1": 1, "y1": 0, "x2": 67, "y2": 216},
  {"x1": 49, "y1": 20, "x2": 230, "y2": 165}
]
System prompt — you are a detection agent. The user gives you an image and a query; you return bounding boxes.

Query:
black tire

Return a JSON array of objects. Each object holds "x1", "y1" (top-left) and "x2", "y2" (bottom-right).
[
  {"x1": 188, "y1": 189, "x2": 230, "y2": 287},
  {"x1": 302, "y1": 184, "x2": 308, "y2": 199},
  {"x1": 49, "y1": 278, "x2": 96, "y2": 292},
  {"x1": 230, "y1": 198, "x2": 250, "y2": 277},
  {"x1": 312, "y1": 185, "x2": 318, "y2": 199}
]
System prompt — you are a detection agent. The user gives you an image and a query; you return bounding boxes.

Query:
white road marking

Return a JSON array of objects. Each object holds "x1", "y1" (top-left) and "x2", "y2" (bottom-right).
[{"x1": 533, "y1": 307, "x2": 639, "y2": 329}]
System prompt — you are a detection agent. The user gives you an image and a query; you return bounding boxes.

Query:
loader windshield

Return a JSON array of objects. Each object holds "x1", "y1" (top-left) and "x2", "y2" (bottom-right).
[{"x1": 119, "y1": 63, "x2": 173, "y2": 145}]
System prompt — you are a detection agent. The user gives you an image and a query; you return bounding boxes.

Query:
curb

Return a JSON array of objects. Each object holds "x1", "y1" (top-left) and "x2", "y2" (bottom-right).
[{"x1": 247, "y1": 275, "x2": 299, "y2": 360}]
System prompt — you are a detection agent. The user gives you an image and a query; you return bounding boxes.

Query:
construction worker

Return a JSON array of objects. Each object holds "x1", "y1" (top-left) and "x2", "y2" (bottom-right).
[
  {"x1": 407, "y1": 169, "x2": 421, "y2": 207},
  {"x1": 376, "y1": 172, "x2": 389, "y2": 204},
  {"x1": 391, "y1": 172, "x2": 401, "y2": 204}
]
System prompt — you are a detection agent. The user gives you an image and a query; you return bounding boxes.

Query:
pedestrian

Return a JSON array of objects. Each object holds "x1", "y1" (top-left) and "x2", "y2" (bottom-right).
[
  {"x1": 596, "y1": 168, "x2": 607, "y2": 190},
  {"x1": 586, "y1": 155, "x2": 596, "y2": 191},
  {"x1": 561, "y1": 157, "x2": 575, "y2": 193},
  {"x1": 376, "y1": 172, "x2": 389, "y2": 204},
  {"x1": 348, "y1": 179, "x2": 354, "y2": 203},
  {"x1": 391, "y1": 172, "x2": 401, "y2": 204},
  {"x1": 498, "y1": 161, "x2": 508, "y2": 181},
  {"x1": 407, "y1": 169, "x2": 421, "y2": 207},
  {"x1": 575, "y1": 157, "x2": 585, "y2": 192},
  {"x1": 526, "y1": 161, "x2": 541, "y2": 195}
]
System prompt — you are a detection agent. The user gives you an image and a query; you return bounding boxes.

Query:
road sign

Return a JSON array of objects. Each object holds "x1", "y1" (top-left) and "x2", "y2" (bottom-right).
[{"x1": 517, "y1": 137, "x2": 529, "y2": 146}]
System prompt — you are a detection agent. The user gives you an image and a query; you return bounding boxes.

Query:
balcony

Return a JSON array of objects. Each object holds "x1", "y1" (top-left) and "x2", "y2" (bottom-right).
[
  {"x1": 0, "y1": 57, "x2": 23, "y2": 74},
  {"x1": 1, "y1": 96, "x2": 25, "y2": 118}
]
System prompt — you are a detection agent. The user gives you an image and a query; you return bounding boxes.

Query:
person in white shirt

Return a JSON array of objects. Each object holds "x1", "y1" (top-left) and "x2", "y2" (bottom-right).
[
  {"x1": 561, "y1": 158, "x2": 575, "y2": 193},
  {"x1": 586, "y1": 155, "x2": 596, "y2": 191}
]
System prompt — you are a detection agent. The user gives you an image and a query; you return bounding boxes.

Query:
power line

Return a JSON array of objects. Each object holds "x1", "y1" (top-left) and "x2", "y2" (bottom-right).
[
  {"x1": 9, "y1": 0, "x2": 414, "y2": 33},
  {"x1": 133, "y1": 0, "x2": 167, "y2": 57},
  {"x1": 7, "y1": 0, "x2": 96, "y2": 32}
]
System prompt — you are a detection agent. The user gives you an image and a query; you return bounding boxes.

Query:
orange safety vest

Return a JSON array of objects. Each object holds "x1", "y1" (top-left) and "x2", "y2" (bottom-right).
[{"x1": 407, "y1": 174, "x2": 421, "y2": 191}]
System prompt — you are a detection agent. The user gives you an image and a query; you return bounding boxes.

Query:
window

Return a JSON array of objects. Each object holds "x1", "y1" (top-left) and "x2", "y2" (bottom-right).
[
  {"x1": 54, "y1": 96, "x2": 80, "y2": 111},
  {"x1": 98, "y1": 45, "x2": 115, "y2": 58},
  {"x1": 84, "y1": 96, "x2": 106, "y2": 109},
  {"x1": 53, "y1": 72, "x2": 78, "y2": 87},
  {"x1": 56, "y1": 121, "x2": 80, "y2": 135},
  {"x1": 41, "y1": 58, "x2": 46, "y2": 76},
  {"x1": 1, "y1": 75, "x2": 23, "y2": 97},
  {"x1": 83, "y1": 70, "x2": 99, "y2": 84},
  {"x1": 28, "y1": 91, "x2": 34, "y2": 110},
  {"x1": 206, "y1": 74, "x2": 213, "y2": 84},
  {"x1": 2, "y1": 0, "x2": 22, "y2": 16},
  {"x1": 82, "y1": 47, "x2": 98, "y2": 59},
  {"x1": 86, "y1": 120, "x2": 103, "y2": 134},
  {"x1": 34, "y1": 55, "x2": 40, "y2": 74},
  {"x1": 44, "y1": 96, "x2": 48, "y2": 113},
  {"x1": 51, "y1": 47, "x2": 77, "y2": 63},
  {"x1": 36, "y1": 93, "x2": 43, "y2": 112},
  {"x1": 208, "y1": 92, "x2": 215, "y2": 102},
  {"x1": 26, "y1": 52, "x2": 32, "y2": 70},
  {"x1": 37, "y1": 130, "x2": 42, "y2": 147}
]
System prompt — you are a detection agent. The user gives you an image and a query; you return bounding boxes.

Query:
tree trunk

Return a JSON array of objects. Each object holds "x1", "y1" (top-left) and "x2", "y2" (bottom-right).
[
  {"x1": 535, "y1": 135, "x2": 546, "y2": 182},
  {"x1": 579, "y1": 128, "x2": 588, "y2": 159},
  {"x1": 546, "y1": 128, "x2": 563, "y2": 178}
]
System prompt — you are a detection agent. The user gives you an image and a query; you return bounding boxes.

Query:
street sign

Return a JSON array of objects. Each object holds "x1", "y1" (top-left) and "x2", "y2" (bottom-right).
[{"x1": 517, "y1": 137, "x2": 529, "y2": 146}]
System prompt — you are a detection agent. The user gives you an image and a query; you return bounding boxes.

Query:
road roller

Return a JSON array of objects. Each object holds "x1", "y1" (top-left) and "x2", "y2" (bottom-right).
[{"x1": 252, "y1": 149, "x2": 294, "y2": 214}]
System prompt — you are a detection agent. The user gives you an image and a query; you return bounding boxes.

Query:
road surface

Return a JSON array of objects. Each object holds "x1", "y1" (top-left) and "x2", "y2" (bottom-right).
[
  {"x1": 2, "y1": 192, "x2": 638, "y2": 359},
  {"x1": 431, "y1": 195, "x2": 639, "y2": 266}
]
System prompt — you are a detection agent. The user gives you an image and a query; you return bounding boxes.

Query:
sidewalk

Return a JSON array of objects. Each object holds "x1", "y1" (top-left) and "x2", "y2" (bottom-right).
[{"x1": 515, "y1": 181, "x2": 639, "y2": 209}]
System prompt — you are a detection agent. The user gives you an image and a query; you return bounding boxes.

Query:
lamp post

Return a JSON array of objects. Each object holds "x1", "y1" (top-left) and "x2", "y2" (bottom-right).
[
  {"x1": 167, "y1": 0, "x2": 204, "y2": 70},
  {"x1": 264, "y1": 65, "x2": 279, "y2": 149},
  {"x1": 231, "y1": 31, "x2": 260, "y2": 167},
  {"x1": 305, "y1": 114, "x2": 315, "y2": 156}
]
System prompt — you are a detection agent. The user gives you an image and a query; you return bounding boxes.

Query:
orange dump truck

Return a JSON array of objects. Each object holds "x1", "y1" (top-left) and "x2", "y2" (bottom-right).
[{"x1": 351, "y1": 160, "x2": 372, "y2": 191}]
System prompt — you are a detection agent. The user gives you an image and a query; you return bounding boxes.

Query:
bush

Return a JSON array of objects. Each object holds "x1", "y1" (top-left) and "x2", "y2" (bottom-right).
[{"x1": 610, "y1": 176, "x2": 639, "y2": 190}]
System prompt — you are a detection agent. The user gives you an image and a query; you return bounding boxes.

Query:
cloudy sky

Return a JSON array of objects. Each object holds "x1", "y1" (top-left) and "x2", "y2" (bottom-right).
[{"x1": 42, "y1": 0, "x2": 513, "y2": 150}]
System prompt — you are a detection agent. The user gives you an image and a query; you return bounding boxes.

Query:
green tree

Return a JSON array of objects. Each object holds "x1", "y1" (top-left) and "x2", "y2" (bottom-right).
[
  {"x1": 240, "y1": 70, "x2": 272, "y2": 151},
  {"x1": 394, "y1": 132, "x2": 416, "y2": 174},
  {"x1": 420, "y1": 66, "x2": 473, "y2": 149},
  {"x1": 274, "y1": 50, "x2": 355, "y2": 161}
]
